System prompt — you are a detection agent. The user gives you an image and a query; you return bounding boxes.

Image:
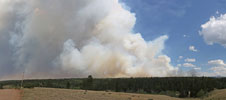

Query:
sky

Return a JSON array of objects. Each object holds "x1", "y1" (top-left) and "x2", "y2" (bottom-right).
[
  {"x1": 121, "y1": 0, "x2": 226, "y2": 76},
  {"x1": 1, "y1": 0, "x2": 226, "y2": 80}
]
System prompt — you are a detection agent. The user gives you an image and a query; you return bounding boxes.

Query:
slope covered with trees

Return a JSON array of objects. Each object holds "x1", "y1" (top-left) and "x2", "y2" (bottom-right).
[{"x1": 1, "y1": 77, "x2": 226, "y2": 98}]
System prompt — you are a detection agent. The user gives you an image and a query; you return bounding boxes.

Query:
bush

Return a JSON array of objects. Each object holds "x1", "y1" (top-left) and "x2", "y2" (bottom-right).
[
  {"x1": 197, "y1": 89, "x2": 205, "y2": 97},
  {"x1": 159, "y1": 91, "x2": 179, "y2": 97},
  {"x1": 137, "y1": 89, "x2": 146, "y2": 94}
]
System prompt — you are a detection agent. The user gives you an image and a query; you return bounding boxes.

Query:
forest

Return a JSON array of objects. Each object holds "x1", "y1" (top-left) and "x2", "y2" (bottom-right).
[{"x1": 0, "y1": 76, "x2": 226, "y2": 98}]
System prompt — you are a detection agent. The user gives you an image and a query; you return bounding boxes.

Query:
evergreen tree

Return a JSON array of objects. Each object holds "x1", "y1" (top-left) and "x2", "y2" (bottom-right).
[{"x1": 66, "y1": 82, "x2": 71, "y2": 89}]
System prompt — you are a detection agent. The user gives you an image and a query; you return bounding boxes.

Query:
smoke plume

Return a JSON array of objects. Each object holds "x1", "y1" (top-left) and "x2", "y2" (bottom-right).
[{"x1": 0, "y1": 0, "x2": 178, "y2": 79}]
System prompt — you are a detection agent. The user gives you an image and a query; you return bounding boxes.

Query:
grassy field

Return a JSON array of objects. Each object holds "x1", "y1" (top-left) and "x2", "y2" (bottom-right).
[
  {"x1": 0, "y1": 88, "x2": 225, "y2": 100},
  {"x1": 0, "y1": 89, "x2": 21, "y2": 100},
  {"x1": 202, "y1": 89, "x2": 226, "y2": 100},
  {"x1": 22, "y1": 87, "x2": 183, "y2": 100}
]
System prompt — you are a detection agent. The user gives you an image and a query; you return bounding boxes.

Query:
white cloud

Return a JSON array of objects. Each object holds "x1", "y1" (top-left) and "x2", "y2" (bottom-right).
[
  {"x1": 177, "y1": 64, "x2": 182, "y2": 67},
  {"x1": 194, "y1": 67, "x2": 201, "y2": 70},
  {"x1": 183, "y1": 63, "x2": 201, "y2": 72},
  {"x1": 184, "y1": 58, "x2": 196, "y2": 62},
  {"x1": 216, "y1": 10, "x2": 219, "y2": 14},
  {"x1": 199, "y1": 14, "x2": 226, "y2": 47},
  {"x1": 183, "y1": 34, "x2": 189, "y2": 38},
  {"x1": 210, "y1": 66, "x2": 226, "y2": 76},
  {"x1": 183, "y1": 63, "x2": 196, "y2": 68},
  {"x1": 189, "y1": 45, "x2": 198, "y2": 52},
  {"x1": 179, "y1": 56, "x2": 183, "y2": 59},
  {"x1": 199, "y1": 71, "x2": 217, "y2": 77},
  {"x1": 208, "y1": 59, "x2": 226, "y2": 76},
  {"x1": 208, "y1": 59, "x2": 226, "y2": 66},
  {"x1": 177, "y1": 56, "x2": 184, "y2": 62}
]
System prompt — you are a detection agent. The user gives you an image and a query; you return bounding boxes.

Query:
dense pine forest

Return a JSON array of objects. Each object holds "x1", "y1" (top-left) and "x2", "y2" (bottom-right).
[{"x1": 1, "y1": 76, "x2": 226, "y2": 98}]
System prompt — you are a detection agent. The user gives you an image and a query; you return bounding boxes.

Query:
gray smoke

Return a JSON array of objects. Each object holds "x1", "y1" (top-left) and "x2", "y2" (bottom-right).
[{"x1": 0, "y1": 0, "x2": 178, "y2": 80}]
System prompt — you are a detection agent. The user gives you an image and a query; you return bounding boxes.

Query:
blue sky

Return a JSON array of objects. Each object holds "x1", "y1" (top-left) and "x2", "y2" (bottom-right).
[{"x1": 121, "y1": 0, "x2": 226, "y2": 75}]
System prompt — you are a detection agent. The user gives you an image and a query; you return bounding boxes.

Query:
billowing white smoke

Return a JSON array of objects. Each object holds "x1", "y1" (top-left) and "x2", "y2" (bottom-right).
[{"x1": 0, "y1": 0, "x2": 177, "y2": 79}]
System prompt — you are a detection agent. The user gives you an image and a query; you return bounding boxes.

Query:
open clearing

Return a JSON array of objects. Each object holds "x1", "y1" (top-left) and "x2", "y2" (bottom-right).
[
  {"x1": 0, "y1": 89, "x2": 21, "y2": 100},
  {"x1": 22, "y1": 87, "x2": 183, "y2": 100},
  {"x1": 202, "y1": 89, "x2": 226, "y2": 100},
  {"x1": 21, "y1": 88, "x2": 226, "y2": 100},
  {"x1": 0, "y1": 88, "x2": 226, "y2": 100}
]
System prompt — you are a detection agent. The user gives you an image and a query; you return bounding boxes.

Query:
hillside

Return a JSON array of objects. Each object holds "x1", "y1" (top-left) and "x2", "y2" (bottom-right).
[
  {"x1": 1, "y1": 77, "x2": 226, "y2": 98},
  {"x1": 0, "y1": 88, "x2": 225, "y2": 100},
  {"x1": 202, "y1": 89, "x2": 226, "y2": 100},
  {"x1": 21, "y1": 88, "x2": 226, "y2": 100},
  {"x1": 22, "y1": 87, "x2": 183, "y2": 100}
]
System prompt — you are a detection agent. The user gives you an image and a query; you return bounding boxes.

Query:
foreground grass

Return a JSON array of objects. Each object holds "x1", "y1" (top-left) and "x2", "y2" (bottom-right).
[
  {"x1": 0, "y1": 89, "x2": 21, "y2": 100},
  {"x1": 22, "y1": 87, "x2": 183, "y2": 100},
  {"x1": 21, "y1": 88, "x2": 226, "y2": 100},
  {"x1": 202, "y1": 89, "x2": 226, "y2": 100}
]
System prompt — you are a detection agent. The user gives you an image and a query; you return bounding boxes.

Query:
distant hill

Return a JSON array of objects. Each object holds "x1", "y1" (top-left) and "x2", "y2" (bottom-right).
[{"x1": 1, "y1": 77, "x2": 226, "y2": 98}]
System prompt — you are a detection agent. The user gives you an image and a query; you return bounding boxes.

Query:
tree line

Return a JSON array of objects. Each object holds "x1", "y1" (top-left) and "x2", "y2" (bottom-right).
[{"x1": 0, "y1": 76, "x2": 226, "y2": 98}]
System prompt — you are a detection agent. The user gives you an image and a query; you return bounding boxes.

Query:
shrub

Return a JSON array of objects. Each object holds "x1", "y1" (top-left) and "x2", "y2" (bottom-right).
[
  {"x1": 137, "y1": 89, "x2": 146, "y2": 94},
  {"x1": 159, "y1": 91, "x2": 179, "y2": 97},
  {"x1": 197, "y1": 89, "x2": 205, "y2": 97}
]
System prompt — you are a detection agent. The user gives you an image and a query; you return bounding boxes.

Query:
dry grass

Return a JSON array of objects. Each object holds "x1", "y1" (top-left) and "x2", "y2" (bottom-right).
[
  {"x1": 202, "y1": 89, "x2": 226, "y2": 100},
  {"x1": 0, "y1": 89, "x2": 21, "y2": 100},
  {"x1": 21, "y1": 88, "x2": 226, "y2": 100},
  {"x1": 0, "y1": 87, "x2": 225, "y2": 100},
  {"x1": 22, "y1": 87, "x2": 182, "y2": 100}
]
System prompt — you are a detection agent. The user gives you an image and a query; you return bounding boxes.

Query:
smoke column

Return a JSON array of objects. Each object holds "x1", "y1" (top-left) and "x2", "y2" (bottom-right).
[{"x1": 0, "y1": 0, "x2": 178, "y2": 79}]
